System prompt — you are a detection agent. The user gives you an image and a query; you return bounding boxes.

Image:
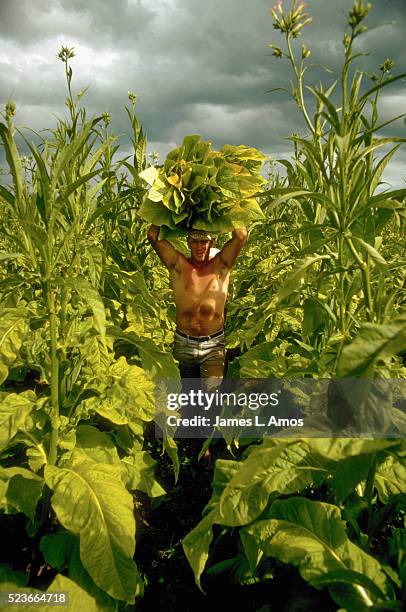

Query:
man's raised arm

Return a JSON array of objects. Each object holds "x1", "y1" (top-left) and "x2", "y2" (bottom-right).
[
  {"x1": 147, "y1": 224, "x2": 179, "y2": 269},
  {"x1": 219, "y1": 227, "x2": 248, "y2": 269}
]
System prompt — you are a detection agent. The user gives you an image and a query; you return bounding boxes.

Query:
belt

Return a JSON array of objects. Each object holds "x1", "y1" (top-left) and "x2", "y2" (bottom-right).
[{"x1": 175, "y1": 328, "x2": 224, "y2": 342}]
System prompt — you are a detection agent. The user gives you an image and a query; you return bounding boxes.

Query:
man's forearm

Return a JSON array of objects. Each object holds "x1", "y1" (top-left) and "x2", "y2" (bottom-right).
[
  {"x1": 146, "y1": 224, "x2": 179, "y2": 268},
  {"x1": 219, "y1": 227, "x2": 248, "y2": 268}
]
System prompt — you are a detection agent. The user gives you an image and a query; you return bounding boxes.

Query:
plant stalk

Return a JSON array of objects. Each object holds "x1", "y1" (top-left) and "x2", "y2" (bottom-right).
[{"x1": 46, "y1": 286, "x2": 60, "y2": 466}]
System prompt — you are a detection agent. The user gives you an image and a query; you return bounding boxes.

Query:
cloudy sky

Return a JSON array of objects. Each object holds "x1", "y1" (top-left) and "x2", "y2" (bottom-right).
[{"x1": 1, "y1": 0, "x2": 405, "y2": 186}]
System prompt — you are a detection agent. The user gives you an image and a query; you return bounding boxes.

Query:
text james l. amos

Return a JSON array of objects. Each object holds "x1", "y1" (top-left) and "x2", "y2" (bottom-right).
[{"x1": 167, "y1": 415, "x2": 304, "y2": 427}]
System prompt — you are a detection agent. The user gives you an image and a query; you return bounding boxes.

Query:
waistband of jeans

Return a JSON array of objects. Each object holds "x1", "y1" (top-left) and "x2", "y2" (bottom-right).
[{"x1": 175, "y1": 328, "x2": 224, "y2": 342}]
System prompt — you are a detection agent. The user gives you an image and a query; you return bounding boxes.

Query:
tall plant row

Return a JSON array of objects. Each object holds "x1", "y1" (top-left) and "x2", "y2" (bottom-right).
[
  {"x1": 0, "y1": 47, "x2": 179, "y2": 608},
  {"x1": 0, "y1": 1, "x2": 405, "y2": 610},
  {"x1": 227, "y1": 0, "x2": 406, "y2": 379},
  {"x1": 184, "y1": 2, "x2": 406, "y2": 611}
]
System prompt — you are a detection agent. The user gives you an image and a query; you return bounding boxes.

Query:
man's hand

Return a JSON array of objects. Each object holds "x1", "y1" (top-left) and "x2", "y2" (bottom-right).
[
  {"x1": 147, "y1": 224, "x2": 160, "y2": 242},
  {"x1": 232, "y1": 227, "x2": 248, "y2": 241},
  {"x1": 147, "y1": 224, "x2": 179, "y2": 269},
  {"x1": 219, "y1": 227, "x2": 248, "y2": 269}
]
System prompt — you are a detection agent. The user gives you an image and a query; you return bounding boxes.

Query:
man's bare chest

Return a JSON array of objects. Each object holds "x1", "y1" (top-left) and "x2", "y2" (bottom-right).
[
  {"x1": 170, "y1": 264, "x2": 229, "y2": 297},
  {"x1": 185, "y1": 269, "x2": 222, "y2": 293}
]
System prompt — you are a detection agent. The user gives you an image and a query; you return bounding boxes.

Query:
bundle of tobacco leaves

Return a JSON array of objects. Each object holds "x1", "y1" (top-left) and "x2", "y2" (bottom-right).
[{"x1": 138, "y1": 135, "x2": 267, "y2": 238}]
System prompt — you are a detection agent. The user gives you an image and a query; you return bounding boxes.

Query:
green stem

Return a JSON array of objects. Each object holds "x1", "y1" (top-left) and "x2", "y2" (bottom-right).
[
  {"x1": 365, "y1": 453, "x2": 377, "y2": 537},
  {"x1": 286, "y1": 34, "x2": 314, "y2": 135},
  {"x1": 338, "y1": 233, "x2": 346, "y2": 333},
  {"x1": 345, "y1": 236, "x2": 373, "y2": 319},
  {"x1": 361, "y1": 263, "x2": 373, "y2": 322},
  {"x1": 47, "y1": 286, "x2": 60, "y2": 466},
  {"x1": 341, "y1": 30, "x2": 355, "y2": 119},
  {"x1": 100, "y1": 220, "x2": 109, "y2": 292}
]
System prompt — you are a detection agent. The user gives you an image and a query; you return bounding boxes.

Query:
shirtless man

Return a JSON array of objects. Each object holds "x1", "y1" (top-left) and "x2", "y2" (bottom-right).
[{"x1": 147, "y1": 224, "x2": 247, "y2": 383}]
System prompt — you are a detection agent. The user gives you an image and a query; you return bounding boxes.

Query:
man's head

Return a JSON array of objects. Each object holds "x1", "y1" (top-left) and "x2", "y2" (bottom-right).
[{"x1": 187, "y1": 230, "x2": 215, "y2": 264}]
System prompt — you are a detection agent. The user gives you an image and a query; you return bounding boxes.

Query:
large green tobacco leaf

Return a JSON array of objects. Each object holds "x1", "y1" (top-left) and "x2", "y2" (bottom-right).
[
  {"x1": 106, "y1": 358, "x2": 156, "y2": 421},
  {"x1": 0, "y1": 564, "x2": 29, "y2": 587},
  {"x1": 231, "y1": 340, "x2": 311, "y2": 377},
  {"x1": 0, "y1": 391, "x2": 36, "y2": 451},
  {"x1": 304, "y1": 439, "x2": 399, "y2": 461},
  {"x1": 82, "y1": 357, "x2": 156, "y2": 426},
  {"x1": 138, "y1": 135, "x2": 266, "y2": 235},
  {"x1": 40, "y1": 531, "x2": 78, "y2": 572},
  {"x1": 326, "y1": 378, "x2": 395, "y2": 433},
  {"x1": 181, "y1": 512, "x2": 216, "y2": 592},
  {"x1": 0, "y1": 573, "x2": 116, "y2": 612},
  {"x1": 337, "y1": 315, "x2": 406, "y2": 376},
  {"x1": 192, "y1": 198, "x2": 264, "y2": 232},
  {"x1": 306, "y1": 441, "x2": 404, "y2": 503},
  {"x1": 218, "y1": 440, "x2": 333, "y2": 526},
  {"x1": 75, "y1": 425, "x2": 165, "y2": 497},
  {"x1": 64, "y1": 277, "x2": 107, "y2": 341},
  {"x1": 330, "y1": 454, "x2": 373, "y2": 504},
  {"x1": 109, "y1": 327, "x2": 180, "y2": 380},
  {"x1": 45, "y1": 450, "x2": 143, "y2": 603},
  {"x1": 74, "y1": 326, "x2": 112, "y2": 383},
  {"x1": 302, "y1": 297, "x2": 330, "y2": 342},
  {"x1": 242, "y1": 498, "x2": 391, "y2": 610},
  {"x1": 182, "y1": 459, "x2": 240, "y2": 589},
  {"x1": 41, "y1": 533, "x2": 118, "y2": 610},
  {"x1": 75, "y1": 425, "x2": 120, "y2": 464},
  {"x1": 0, "y1": 466, "x2": 43, "y2": 519},
  {"x1": 0, "y1": 308, "x2": 29, "y2": 384},
  {"x1": 121, "y1": 451, "x2": 165, "y2": 497},
  {"x1": 374, "y1": 455, "x2": 406, "y2": 502},
  {"x1": 277, "y1": 255, "x2": 331, "y2": 303},
  {"x1": 48, "y1": 575, "x2": 116, "y2": 612},
  {"x1": 138, "y1": 197, "x2": 176, "y2": 229},
  {"x1": 135, "y1": 336, "x2": 180, "y2": 381}
]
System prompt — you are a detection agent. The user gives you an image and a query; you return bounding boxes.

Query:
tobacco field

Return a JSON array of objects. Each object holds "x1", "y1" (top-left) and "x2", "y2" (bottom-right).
[{"x1": 0, "y1": 1, "x2": 405, "y2": 610}]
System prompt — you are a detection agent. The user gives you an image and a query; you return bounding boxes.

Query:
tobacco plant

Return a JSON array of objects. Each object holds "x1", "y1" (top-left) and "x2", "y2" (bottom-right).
[
  {"x1": 183, "y1": 438, "x2": 406, "y2": 611},
  {"x1": 226, "y1": 0, "x2": 406, "y2": 378},
  {"x1": 0, "y1": 50, "x2": 177, "y2": 608},
  {"x1": 184, "y1": 3, "x2": 406, "y2": 610}
]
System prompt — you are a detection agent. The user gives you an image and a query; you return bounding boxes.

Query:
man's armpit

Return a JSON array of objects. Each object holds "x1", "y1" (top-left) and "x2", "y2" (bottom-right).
[{"x1": 217, "y1": 253, "x2": 232, "y2": 274}]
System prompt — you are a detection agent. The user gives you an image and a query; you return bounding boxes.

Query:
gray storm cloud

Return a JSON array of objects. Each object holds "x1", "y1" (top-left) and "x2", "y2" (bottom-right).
[{"x1": 0, "y1": 0, "x2": 405, "y2": 185}]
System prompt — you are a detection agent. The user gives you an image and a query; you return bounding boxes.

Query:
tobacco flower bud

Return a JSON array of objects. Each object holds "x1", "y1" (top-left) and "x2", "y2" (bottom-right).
[
  {"x1": 269, "y1": 44, "x2": 283, "y2": 58},
  {"x1": 5, "y1": 100, "x2": 16, "y2": 120},
  {"x1": 57, "y1": 46, "x2": 76, "y2": 62},
  {"x1": 102, "y1": 111, "x2": 111, "y2": 126},
  {"x1": 380, "y1": 58, "x2": 394, "y2": 74},
  {"x1": 301, "y1": 44, "x2": 311, "y2": 59},
  {"x1": 271, "y1": 0, "x2": 283, "y2": 21},
  {"x1": 271, "y1": 0, "x2": 312, "y2": 37},
  {"x1": 348, "y1": 0, "x2": 371, "y2": 28},
  {"x1": 128, "y1": 91, "x2": 138, "y2": 106},
  {"x1": 343, "y1": 34, "x2": 351, "y2": 48}
]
